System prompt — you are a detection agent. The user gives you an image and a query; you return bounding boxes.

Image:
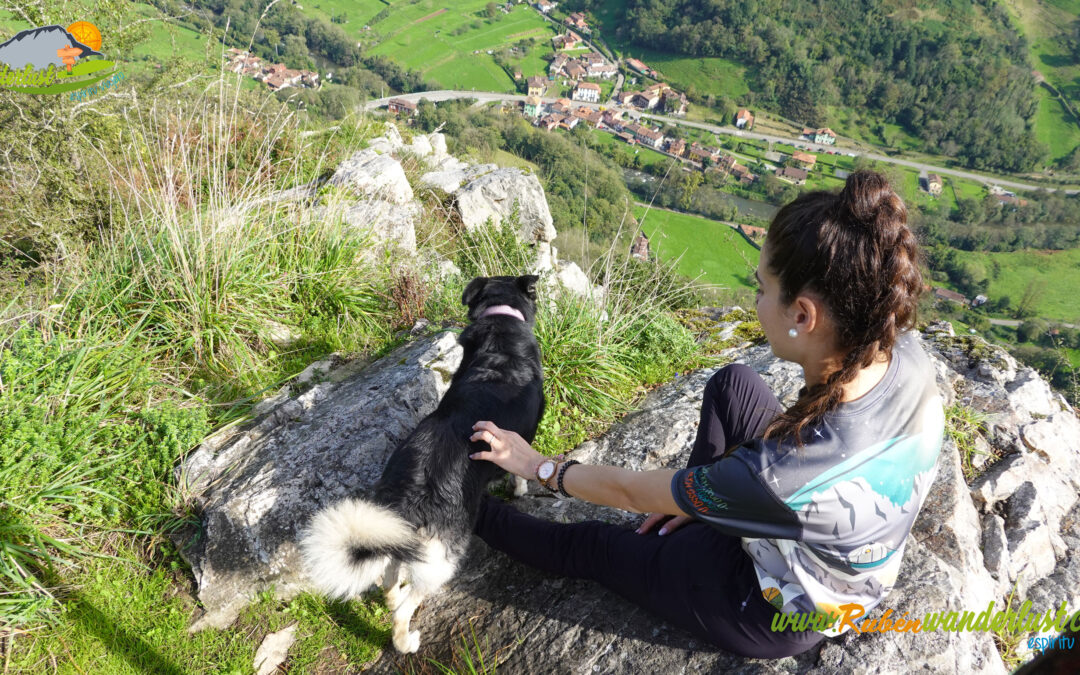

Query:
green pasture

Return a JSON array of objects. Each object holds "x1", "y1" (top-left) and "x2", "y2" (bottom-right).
[
  {"x1": 1033, "y1": 86, "x2": 1080, "y2": 163},
  {"x1": 304, "y1": 0, "x2": 388, "y2": 38},
  {"x1": 632, "y1": 205, "x2": 761, "y2": 292},
  {"x1": 1007, "y1": 0, "x2": 1080, "y2": 100},
  {"x1": 366, "y1": 1, "x2": 556, "y2": 93},
  {"x1": 952, "y1": 247, "x2": 1080, "y2": 323}
]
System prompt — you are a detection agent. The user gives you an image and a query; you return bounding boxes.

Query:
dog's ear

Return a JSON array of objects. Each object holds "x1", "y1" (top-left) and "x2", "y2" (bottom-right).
[
  {"x1": 516, "y1": 274, "x2": 539, "y2": 300},
  {"x1": 462, "y1": 277, "x2": 489, "y2": 307}
]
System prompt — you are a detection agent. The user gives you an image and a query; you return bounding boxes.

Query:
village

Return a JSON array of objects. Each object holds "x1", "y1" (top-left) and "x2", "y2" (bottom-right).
[{"x1": 224, "y1": 48, "x2": 321, "y2": 92}]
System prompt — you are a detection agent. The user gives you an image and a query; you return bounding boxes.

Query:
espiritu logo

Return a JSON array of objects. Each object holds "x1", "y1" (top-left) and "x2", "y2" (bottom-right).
[{"x1": 0, "y1": 21, "x2": 118, "y2": 94}]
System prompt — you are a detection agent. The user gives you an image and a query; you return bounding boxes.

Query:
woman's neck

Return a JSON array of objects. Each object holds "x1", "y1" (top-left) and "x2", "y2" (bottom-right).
[{"x1": 803, "y1": 349, "x2": 891, "y2": 403}]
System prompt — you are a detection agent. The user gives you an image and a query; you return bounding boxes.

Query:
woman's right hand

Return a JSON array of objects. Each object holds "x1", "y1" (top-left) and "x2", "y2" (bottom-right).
[{"x1": 636, "y1": 512, "x2": 693, "y2": 536}]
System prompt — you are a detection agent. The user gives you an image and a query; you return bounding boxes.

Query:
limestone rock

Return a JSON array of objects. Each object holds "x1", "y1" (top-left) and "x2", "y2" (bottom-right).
[
  {"x1": 366, "y1": 122, "x2": 405, "y2": 155},
  {"x1": 175, "y1": 332, "x2": 463, "y2": 630},
  {"x1": 455, "y1": 168, "x2": 556, "y2": 243},
  {"x1": 418, "y1": 162, "x2": 495, "y2": 194},
  {"x1": 254, "y1": 623, "x2": 297, "y2": 675},
  {"x1": 428, "y1": 132, "x2": 448, "y2": 161},
  {"x1": 340, "y1": 200, "x2": 420, "y2": 256},
  {"x1": 329, "y1": 149, "x2": 414, "y2": 205}
]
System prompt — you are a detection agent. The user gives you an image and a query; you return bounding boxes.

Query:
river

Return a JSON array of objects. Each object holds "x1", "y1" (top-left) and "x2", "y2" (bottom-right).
[{"x1": 622, "y1": 169, "x2": 779, "y2": 221}]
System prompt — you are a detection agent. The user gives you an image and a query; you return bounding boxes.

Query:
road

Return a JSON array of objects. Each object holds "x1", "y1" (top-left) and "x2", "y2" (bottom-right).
[{"x1": 361, "y1": 90, "x2": 1077, "y2": 195}]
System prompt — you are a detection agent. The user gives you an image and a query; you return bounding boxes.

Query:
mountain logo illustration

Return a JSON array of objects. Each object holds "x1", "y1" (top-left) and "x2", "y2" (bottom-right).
[{"x1": 0, "y1": 22, "x2": 118, "y2": 95}]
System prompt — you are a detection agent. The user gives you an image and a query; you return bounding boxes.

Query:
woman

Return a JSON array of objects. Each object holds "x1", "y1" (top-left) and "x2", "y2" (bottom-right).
[{"x1": 468, "y1": 171, "x2": 945, "y2": 658}]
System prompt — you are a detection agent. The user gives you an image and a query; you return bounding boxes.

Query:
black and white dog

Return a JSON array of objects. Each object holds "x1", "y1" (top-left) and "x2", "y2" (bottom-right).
[{"x1": 300, "y1": 274, "x2": 545, "y2": 653}]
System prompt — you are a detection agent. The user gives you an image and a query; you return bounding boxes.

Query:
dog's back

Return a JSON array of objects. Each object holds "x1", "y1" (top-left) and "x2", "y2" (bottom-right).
[{"x1": 301, "y1": 275, "x2": 545, "y2": 654}]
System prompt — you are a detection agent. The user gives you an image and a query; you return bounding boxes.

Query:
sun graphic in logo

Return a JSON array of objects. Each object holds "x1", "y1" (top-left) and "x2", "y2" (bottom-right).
[{"x1": 67, "y1": 21, "x2": 101, "y2": 51}]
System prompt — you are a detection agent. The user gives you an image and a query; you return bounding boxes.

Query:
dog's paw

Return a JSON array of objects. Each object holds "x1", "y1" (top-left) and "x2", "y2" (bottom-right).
[
  {"x1": 394, "y1": 630, "x2": 421, "y2": 654},
  {"x1": 512, "y1": 475, "x2": 528, "y2": 497}
]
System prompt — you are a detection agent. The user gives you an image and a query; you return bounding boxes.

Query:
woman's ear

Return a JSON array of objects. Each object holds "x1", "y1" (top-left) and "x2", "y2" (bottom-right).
[
  {"x1": 462, "y1": 277, "x2": 489, "y2": 307},
  {"x1": 792, "y1": 294, "x2": 824, "y2": 335}
]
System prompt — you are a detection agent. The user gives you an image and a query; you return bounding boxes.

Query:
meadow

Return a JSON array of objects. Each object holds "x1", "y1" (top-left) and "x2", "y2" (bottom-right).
[
  {"x1": 952, "y1": 247, "x2": 1080, "y2": 323},
  {"x1": 1033, "y1": 86, "x2": 1080, "y2": 163},
  {"x1": 632, "y1": 205, "x2": 761, "y2": 293},
  {"x1": 364, "y1": 1, "x2": 556, "y2": 93}
]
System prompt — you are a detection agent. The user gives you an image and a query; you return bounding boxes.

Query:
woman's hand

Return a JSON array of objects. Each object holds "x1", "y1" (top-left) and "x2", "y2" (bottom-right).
[
  {"x1": 636, "y1": 512, "x2": 694, "y2": 536},
  {"x1": 469, "y1": 421, "x2": 545, "y2": 481}
]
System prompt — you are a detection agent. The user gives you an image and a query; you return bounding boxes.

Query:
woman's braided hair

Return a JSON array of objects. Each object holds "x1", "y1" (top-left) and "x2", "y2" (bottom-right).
[{"x1": 761, "y1": 170, "x2": 924, "y2": 445}]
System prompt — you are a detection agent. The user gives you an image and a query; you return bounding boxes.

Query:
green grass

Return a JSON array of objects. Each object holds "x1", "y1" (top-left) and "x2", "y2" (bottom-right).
[
  {"x1": 363, "y1": 1, "x2": 556, "y2": 92},
  {"x1": 590, "y1": 128, "x2": 672, "y2": 168},
  {"x1": 632, "y1": 205, "x2": 761, "y2": 293},
  {"x1": 1033, "y1": 86, "x2": 1080, "y2": 163},
  {"x1": 952, "y1": 248, "x2": 1080, "y2": 323}
]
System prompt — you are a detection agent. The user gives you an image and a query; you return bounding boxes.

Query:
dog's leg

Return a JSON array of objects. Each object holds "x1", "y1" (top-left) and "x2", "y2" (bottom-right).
[
  {"x1": 382, "y1": 560, "x2": 405, "y2": 610},
  {"x1": 391, "y1": 588, "x2": 423, "y2": 653},
  {"x1": 512, "y1": 474, "x2": 528, "y2": 497}
]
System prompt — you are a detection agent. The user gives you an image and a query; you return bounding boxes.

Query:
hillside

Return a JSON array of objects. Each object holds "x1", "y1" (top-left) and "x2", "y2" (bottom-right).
[{"x1": 578, "y1": 0, "x2": 1062, "y2": 173}]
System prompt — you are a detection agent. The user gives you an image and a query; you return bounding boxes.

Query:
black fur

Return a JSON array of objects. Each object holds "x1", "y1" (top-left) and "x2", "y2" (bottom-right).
[{"x1": 361, "y1": 274, "x2": 545, "y2": 561}]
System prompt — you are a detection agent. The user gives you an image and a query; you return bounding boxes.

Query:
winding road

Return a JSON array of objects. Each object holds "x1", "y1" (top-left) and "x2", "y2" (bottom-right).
[{"x1": 361, "y1": 90, "x2": 1079, "y2": 195}]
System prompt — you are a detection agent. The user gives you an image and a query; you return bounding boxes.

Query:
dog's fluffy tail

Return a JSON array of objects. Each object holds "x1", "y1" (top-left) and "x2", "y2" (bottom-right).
[{"x1": 299, "y1": 498, "x2": 422, "y2": 599}]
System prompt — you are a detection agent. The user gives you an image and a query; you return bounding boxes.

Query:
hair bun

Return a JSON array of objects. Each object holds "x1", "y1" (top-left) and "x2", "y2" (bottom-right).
[{"x1": 837, "y1": 171, "x2": 906, "y2": 229}]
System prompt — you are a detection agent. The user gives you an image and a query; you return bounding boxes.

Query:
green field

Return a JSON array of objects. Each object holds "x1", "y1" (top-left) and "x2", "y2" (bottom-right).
[
  {"x1": 364, "y1": 1, "x2": 556, "y2": 93},
  {"x1": 1033, "y1": 86, "x2": 1080, "y2": 162},
  {"x1": 632, "y1": 205, "x2": 761, "y2": 291},
  {"x1": 953, "y1": 247, "x2": 1080, "y2": 323}
]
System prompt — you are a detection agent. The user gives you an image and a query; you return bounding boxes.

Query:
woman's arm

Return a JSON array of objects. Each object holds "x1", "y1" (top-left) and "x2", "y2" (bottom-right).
[{"x1": 469, "y1": 420, "x2": 689, "y2": 516}]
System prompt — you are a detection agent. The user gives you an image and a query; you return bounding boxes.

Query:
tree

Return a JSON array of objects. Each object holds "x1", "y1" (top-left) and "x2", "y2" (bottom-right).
[
  {"x1": 1013, "y1": 280, "x2": 1046, "y2": 320},
  {"x1": 486, "y1": 2, "x2": 498, "y2": 18},
  {"x1": 1017, "y1": 318, "x2": 1049, "y2": 344}
]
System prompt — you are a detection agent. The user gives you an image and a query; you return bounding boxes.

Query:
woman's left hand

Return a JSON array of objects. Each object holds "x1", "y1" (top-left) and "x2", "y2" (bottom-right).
[{"x1": 469, "y1": 420, "x2": 544, "y2": 481}]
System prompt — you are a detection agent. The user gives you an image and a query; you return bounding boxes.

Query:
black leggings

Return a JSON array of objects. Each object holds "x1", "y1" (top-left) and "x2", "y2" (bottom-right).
[{"x1": 474, "y1": 364, "x2": 825, "y2": 658}]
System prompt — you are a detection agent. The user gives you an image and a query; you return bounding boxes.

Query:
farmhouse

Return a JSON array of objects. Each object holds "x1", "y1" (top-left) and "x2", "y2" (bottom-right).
[
  {"x1": 625, "y1": 58, "x2": 654, "y2": 77},
  {"x1": 524, "y1": 95, "x2": 543, "y2": 118},
  {"x1": 739, "y1": 224, "x2": 767, "y2": 241},
  {"x1": 632, "y1": 125, "x2": 665, "y2": 149},
  {"x1": 387, "y1": 98, "x2": 417, "y2": 116},
  {"x1": 933, "y1": 287, "x2": 969, "y2": 306},
  {"x1": 535, "y1": 0, "x2": 557, "y2": 13},
  {"x1": 802, "y1": 127, "x2": 837, "y2": 145},
  {"x1": 927, "y1": 173, "x2": 943, "y2": 196},
  {"x1": 665, "y1": 138, "x2": 686, "y2": 157},
  {"x1": 777, "y1": 166, "x2": 808, "y2": 185},
  {"x1": 526, "y1": 76, "x2": 546, "y2": 97},
  {"x1": 572, "y1": 81, "x2": 601, "y2": 103},
  {"x1": 791, "y1": 151, "x2": 816, "y2": 168},
  {"x1": 735, "y1": 109, "x2": 754, "y2": 129},
  {"x1": 688, "y1": 142, "x2": 722, "y2": 165},
  {"x1": 601, "y1": 109, "x2": 623, "y2": 129},
  {"x1": 565, "y1": 12, "x2": 591, "y2": 33}
]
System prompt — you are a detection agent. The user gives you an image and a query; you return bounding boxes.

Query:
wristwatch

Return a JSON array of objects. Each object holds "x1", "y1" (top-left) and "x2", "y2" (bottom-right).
[{"x1": 535, "y1": 459, "x2": 558, "y2": 492}]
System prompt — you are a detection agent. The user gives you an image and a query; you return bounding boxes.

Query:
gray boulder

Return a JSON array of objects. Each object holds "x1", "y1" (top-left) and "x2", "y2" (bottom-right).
[
  {"x1": 455, "y1": 168, "x2": 557, "y2": 243},
  {"x1": 328, "y1": 149, "x2": 414, "y2": 205}
]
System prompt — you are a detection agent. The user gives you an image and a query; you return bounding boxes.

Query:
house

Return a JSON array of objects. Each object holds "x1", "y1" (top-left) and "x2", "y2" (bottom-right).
[
  {"x1": 587, "y1": 62, "x2": 618, "y2": 79},
  {"x1": 549, "y1": 98, "x2": 572, "y2": 115},
  {"x1": 615, "y1": 90, "x2": 637, "y2": 107},
  {"x1": 927, "y1": 173, "x2": 943, "y2": 196},
  {"x1": 553, "y1": 30, "x2": 582, "y2": 50},
  {"x1": 537, "y1": 114, "x2": 560, "y2": 131},
  {"x1": 601, "y1": 109, "x2": 623, "y2": 129},
  {"x1": 739, "y1": 224, "x2": 767, "y2": 241},
  {"x1": 732, "y1": 163, "x2": 756, "y2": 184},
  {"x1": 662, "y1": 90, "x2": 688, "y2": 115},
  {"x1": 625, "y1": 58, "x2": 653, "y2": 76},
  {"x1": 777, "y1": 166, "x2": 808, "y2": 185},
  {"x1": 791, "y1": 151, "x2": 816, "y2": 169},
  {"x1": 565, "y1": 11, "x2": 591, "y2": 33},
  {"x1": 933, "y1": 287, "x2": 969, "y2": 306},
  {"x1": 666, "y1": 138, "x2": 686, "y2": 157},
  {"x1": 617, "y1": 131, "x2": 637, "y2": 145},
  {"x1": 576, "y1": 107, "x2": 603, "y2": 126},
  {"x1": 635, "y1": 89, "x2": 662, "y2": 110},
  {"x1": 572, "y1": 81, "x2": 601, "y2": 103},
  {"x1": 630, "y1": 232, "x2": 650, "y2": 261},
  {"x1": 523, "y1": 95, "x2": 543, "y2": 118},
  {"x1": 972, "y1": 294, "x2": 988, "y2": 307},
  {"x1": 581, "y1": 52, "x2": 605, "y2": 65},
  {"x1": 633, "y1": 125, "x2": 664, "y2": 149},
  {"x1": 688, "y1": 141, "x2": 721, "y2": 165},
  {"x1": 560, "y1": 115, "x2": 581, "y2": 130},
  {"x1": 535, "y1": 0, "x2": 557, "y2": 13},
  {"x1": 387, "y1": 98, "x2": 418, "y2": 116},
  {"x1": 526, "y1": 75, "x2": 546, "y2": 97},
  {"x1": 549, "y1": 53, "x2": 569, "y2": 76},
  {"x1": 995, "y1": 194, "x2": 1029, "y2": 207},
  {"x1": 513, "y1": 70, "x2": 522, "y2": 80},
  {"x1": 565, "y1": 61, "x2": 587, "y2": 79},
  {"x1": 811, "y1": 128, "x2": 837, "y2": 145},
  {"x1": 735, "y1": 109, "x2": 754, "y2": 129}
]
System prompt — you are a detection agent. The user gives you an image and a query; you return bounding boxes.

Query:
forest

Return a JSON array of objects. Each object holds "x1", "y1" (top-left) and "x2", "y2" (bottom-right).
[{"x1": 566, "y1": 0, "x2": 1047, "y2": 173}]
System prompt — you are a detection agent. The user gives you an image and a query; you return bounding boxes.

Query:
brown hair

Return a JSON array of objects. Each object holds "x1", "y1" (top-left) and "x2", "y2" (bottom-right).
[{"x1": 761, "y1": 170, "x2": 923, "y2": 445}]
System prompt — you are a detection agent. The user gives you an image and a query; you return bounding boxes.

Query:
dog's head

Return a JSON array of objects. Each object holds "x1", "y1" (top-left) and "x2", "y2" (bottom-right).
[{"x1": 461, "y1": 275, "x2": 539, "y2": 324}]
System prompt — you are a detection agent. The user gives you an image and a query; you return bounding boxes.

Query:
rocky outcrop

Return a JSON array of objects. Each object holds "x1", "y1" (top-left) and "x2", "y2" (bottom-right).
[
  {"x1": 454, "y1": 167, "x2": 556, "y2": 244},
  {"x1": 328, "y1": 148, "x2": 414, "y2": 205},
  {"x1": 175, "y1": 315, "x2": 1079, "y2": 672}
]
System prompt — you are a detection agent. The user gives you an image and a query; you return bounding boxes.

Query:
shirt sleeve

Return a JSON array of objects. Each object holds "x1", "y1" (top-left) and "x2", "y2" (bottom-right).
[{"x1": 671, "y1": 451, "x2": 802, "y2": 540}]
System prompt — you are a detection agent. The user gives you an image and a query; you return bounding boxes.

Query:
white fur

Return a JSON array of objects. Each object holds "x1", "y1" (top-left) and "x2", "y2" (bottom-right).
[{"x1": 299, "y1": 498, "x2": 416, "y2": 599}]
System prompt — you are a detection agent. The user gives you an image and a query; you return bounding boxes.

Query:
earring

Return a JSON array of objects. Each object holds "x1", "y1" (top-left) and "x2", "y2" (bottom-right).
[{"x1": 788, "y1": 328, "x2": 798, "y2": 338}]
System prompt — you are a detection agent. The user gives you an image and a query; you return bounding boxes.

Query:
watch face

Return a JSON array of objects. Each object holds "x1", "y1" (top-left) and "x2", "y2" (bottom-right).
[{"x1": 538, "y1": 461, "x2": 556, "y2": 480}]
